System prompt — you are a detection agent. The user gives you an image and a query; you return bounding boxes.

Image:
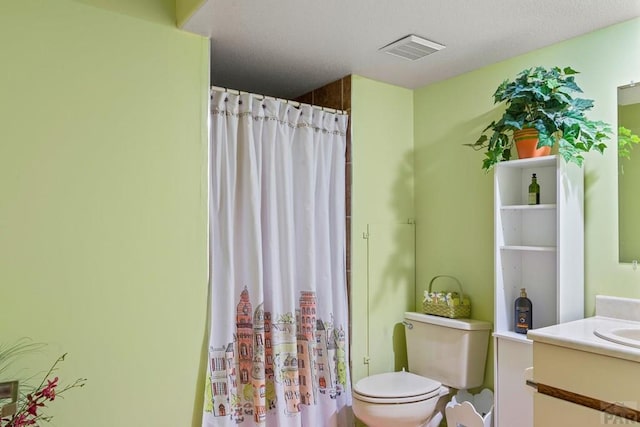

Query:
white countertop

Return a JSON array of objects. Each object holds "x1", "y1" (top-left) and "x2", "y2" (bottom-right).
[
  {"x1": 527, "y1": 316, "x2": 640, "y2": 362},
  {"x1": 527, "y1": 296, "x2": 640, "y2": 362}
]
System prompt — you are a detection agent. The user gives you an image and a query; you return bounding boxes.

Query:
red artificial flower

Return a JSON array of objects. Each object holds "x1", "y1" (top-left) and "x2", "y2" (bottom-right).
[
  {"x1": 37, "y1": 377, "x2": 58, "y2": 401},
  {"x1": 1, "y1": 350, "x2": 85, "y2": 427}
]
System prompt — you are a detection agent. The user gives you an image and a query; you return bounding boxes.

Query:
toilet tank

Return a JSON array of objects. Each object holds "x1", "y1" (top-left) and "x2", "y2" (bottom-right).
[{"x1": 404, "y1": 312, "x2": 491, "y2": 389}]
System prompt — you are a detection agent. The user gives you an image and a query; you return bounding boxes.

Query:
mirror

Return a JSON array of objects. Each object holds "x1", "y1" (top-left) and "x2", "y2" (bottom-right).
[{"x1": 618, "y1": 83, "x2": 640, "y2": 263}]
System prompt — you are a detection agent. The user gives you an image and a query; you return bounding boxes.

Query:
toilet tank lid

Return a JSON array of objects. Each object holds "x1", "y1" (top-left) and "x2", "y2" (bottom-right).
[{"x1": 404, "y1": 312, "x2": 492, "y2": 331}]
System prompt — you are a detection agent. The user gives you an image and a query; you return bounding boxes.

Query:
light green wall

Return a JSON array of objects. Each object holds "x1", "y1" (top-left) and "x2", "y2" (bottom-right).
[
  {"x1": 350, "y1": 76, "x2": 415, "y2": 383},
  {"x1": 413, "y1": 65, "x2": 496, "y2": 388},
  {"x1": 0, "y1": 1, "x2": 209, "y2": 426},
  {"x1": 619, "y1": 102, "x2": 640, "y2": 262},
  {"x1": 72, "y1": 0, "x2": 176, "y2": 25},
  {"x1": 176, "y1": 0, "x2": 206, "y2": 28},
  {"x1": 414, "y1": 18, "x2": 640, "y2": 388}
]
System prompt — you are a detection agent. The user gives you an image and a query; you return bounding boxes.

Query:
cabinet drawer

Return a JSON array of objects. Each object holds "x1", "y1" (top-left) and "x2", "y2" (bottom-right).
[
  {"x1": 535, "y1": 393, "x2": 640, "y2": 426},
  {"x1": 533, "y1": 342, "x2": 640, "y2": 404}
]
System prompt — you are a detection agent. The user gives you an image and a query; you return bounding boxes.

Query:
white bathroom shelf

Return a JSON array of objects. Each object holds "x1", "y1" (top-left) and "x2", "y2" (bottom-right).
[
  {"x1": 493, "y1": 155, "x2": 584, "y2": 427},
  {"x1": 500, "y1": 245, "x2": 557, "y2": 252},
  {"x1": 496, "y1": 155, "x2": 557, "y2": 168},
  {"x1": 492, "y1": 330, "x2": 531, "y2": 344},
  {"x1": 500, "y1": 203, "x2": 556, "y2": 211}
]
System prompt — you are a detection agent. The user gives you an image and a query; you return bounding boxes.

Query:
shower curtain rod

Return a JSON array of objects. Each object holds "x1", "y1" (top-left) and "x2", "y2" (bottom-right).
[{"x1": 210, "y1": 85, "x2": 347, "y2": 115}]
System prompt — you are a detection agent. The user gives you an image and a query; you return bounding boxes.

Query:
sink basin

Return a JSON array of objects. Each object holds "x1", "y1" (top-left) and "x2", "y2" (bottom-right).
[{"x1": 594, "y1": 327, "x2": 640, "y2": 349}]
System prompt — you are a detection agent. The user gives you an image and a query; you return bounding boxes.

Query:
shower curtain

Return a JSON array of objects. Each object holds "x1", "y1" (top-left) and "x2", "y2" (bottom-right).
[{"x1": 203, "y1": 90, "x2": 352, "y2": 427}]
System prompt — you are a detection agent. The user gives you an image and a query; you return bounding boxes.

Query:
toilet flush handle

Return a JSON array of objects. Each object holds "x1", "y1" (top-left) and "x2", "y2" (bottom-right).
[{"x1": 402, "y1": 321, "x2": 413, "y2": 329}]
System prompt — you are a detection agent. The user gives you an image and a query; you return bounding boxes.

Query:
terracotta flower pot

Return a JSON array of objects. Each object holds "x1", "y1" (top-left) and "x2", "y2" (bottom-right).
[{"x1": 514, "y1": 128, "x2": 551, "y2": 159}]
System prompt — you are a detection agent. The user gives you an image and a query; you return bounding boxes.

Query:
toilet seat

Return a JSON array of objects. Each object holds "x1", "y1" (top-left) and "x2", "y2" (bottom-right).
[{"x1": 353, "y1": 371, "x2": 442, "y2": 404}]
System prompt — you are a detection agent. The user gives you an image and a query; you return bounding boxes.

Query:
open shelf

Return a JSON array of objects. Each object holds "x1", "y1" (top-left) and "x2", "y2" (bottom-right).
[
  {"x1": 493, "y1": 155, "x2": 584, "y2": 427},
  {"x1": 494, "y1": 155, "x2": 583, "y2": 336},
  {"x1": 496, "y1": 154, "x2": 558, "y2": 169},
  {"x1": 500, "y1": 245, "x2": 556, "y2": 252},
  {"x1": 500, "y1": 204, "x2": 556, "y2": 211}
]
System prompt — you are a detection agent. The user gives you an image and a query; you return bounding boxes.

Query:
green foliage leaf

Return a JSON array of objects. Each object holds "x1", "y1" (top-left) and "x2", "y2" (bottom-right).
[
  {"x1": 619, "y1": 126, "x2": 640, "y2": 160},
  {"x1": 572, "y1": 98, "x2": 594, "y2": 111},
  {"x1": 503, "y1": 119, "x2": 522, "y2": 129},
  {"x1": 551, "y1": 91, "x2": 572, "y2": 105},
  {"x1": 563, "y1": 78, "x2": 582, "y2": 93}
]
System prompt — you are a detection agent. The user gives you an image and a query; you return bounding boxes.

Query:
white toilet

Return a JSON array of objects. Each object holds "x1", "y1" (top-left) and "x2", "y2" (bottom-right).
[{"x1": 352, "y1": 312, "x2": 491, "y2": 427}]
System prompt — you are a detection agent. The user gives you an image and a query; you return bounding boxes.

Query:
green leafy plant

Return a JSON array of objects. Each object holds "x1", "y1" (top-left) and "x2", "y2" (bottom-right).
[
  {"x1": 618, "y1": 126, "x2": 640, "y2": 160},
  {"x1": 468, "y1": 66, "x2": 611, "y2": 170}
]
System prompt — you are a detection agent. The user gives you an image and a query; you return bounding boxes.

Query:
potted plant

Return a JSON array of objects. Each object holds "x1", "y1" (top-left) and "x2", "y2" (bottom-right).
[{"x1": 468, "y1": 66, "x2": 611, "y2": 170}]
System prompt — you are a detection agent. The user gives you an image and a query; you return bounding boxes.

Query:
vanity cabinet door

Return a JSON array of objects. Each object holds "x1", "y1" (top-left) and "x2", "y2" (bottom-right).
[
  {"x1": 535, "y1": 393, "x2": 640, "y2": 426},
  {"x1": 495, "y1": 337, "x2": 533, "y2": 427},
  {"x1": 533, "y1": 341, "x2": 640, "y2": 427}
]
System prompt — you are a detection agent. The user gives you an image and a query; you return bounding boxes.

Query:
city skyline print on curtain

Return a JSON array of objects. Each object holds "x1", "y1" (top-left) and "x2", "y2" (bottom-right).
[{"x1": 205, "y1": 287, "x2": 347, "y2": 422}]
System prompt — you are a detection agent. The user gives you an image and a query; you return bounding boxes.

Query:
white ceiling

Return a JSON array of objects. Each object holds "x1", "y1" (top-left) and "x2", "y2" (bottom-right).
[{"x1": 183, "y1": 0, "x2": 640, "y2": 100}]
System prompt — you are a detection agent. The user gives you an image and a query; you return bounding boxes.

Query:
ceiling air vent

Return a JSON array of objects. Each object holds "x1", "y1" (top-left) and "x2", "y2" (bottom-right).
[{"x1": 380, "y1": 34, "x2": 445, "y2": 61}]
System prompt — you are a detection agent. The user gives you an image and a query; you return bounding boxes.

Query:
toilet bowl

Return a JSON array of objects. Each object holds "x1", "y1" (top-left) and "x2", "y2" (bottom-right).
[
  {"x1": 352, "y1": 312, "x2": 492, "y2": 427},
  {"x1": 352, "y1": 371, "x2": 449, "y2": 427}
]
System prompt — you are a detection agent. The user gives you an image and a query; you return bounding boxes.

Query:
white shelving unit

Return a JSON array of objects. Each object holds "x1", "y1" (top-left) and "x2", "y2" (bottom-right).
[{"x1": 493, "y1": 155, "x2": 584, "y2": 427}]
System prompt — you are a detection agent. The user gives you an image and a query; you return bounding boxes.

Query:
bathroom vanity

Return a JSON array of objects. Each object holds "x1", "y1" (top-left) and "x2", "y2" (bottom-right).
[{"x1": 528, "y1": 296, "x2": 640, "y2": 426}]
